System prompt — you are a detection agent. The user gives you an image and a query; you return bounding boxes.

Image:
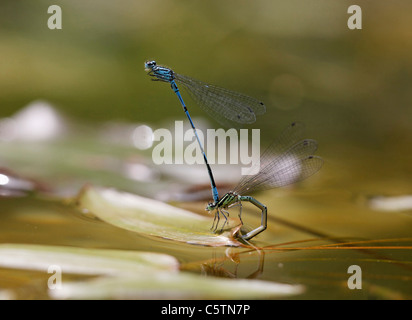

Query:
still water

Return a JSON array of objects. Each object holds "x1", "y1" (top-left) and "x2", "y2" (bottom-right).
[{"x1": 0, "y1": 109, "x2": 411, "y2": 299}]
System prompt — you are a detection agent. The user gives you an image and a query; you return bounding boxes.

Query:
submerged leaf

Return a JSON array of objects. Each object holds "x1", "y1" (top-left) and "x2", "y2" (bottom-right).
[{"x1": 76, "y1": 185, "x2": 242, "y2": 246}]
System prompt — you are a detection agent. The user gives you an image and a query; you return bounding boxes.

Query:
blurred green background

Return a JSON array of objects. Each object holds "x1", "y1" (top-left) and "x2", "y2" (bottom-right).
[{"x1": 2, "y1": 0, "x2": 412, "y2": 143}]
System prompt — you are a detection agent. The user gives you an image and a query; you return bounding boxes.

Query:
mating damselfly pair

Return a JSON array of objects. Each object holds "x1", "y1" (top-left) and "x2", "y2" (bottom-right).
[{"x1": 145, "y1": 60, "x2": 323, "y2": 241}]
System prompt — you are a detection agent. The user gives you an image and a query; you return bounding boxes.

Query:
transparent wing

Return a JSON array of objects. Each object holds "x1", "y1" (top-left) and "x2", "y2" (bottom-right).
[
  {"x1": 259, "y1": 122, "x2": 306, "y2": 159},
  {"x1": 235, "y1": 122, "x2": 305, "y2": 181},
  {"x1": 175, "y1": 73, "x2": 266, "y2": 127},
  {"x1": 233, "y1": 123, "x2": 323, "y2": 195}
]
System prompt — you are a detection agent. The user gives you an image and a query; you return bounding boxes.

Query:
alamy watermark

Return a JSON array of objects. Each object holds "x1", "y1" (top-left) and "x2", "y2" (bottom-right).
[
  {"x1": 47, "y1": 4, "x2": 362, "y2": 32},
  {"x1": 151, "y1": 121, "x2": 261, "y2": 175},
  {"x1": 347, "y1": 265, "x2": 362, "y2": 290},
  {"x1": 47, "y1": 265, "x2": 62, "y2": 290},
  {"x1": 47, "y1": 5, "x2": 62, "y2": 30}
]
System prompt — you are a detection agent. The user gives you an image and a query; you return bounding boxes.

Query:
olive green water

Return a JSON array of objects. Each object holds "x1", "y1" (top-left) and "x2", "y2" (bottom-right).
[{"x1": 0, "y1": 1, "x2": 411, "y2": 299}]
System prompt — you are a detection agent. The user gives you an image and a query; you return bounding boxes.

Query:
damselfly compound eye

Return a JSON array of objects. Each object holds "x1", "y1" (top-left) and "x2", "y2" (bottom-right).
[{"x1": 144, "y1": 60, "x2": 157, "y2": 70}]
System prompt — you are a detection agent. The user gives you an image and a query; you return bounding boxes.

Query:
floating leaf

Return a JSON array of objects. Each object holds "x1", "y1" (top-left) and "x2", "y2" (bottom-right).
[
  {"x1": 76, "y1": 185, "x2": 242, "y2": 246},
  {"x1": 49, "y1": 271, "x2": 304, "y2": 300},
  {"x1": 0, "y1": 244, "x2": 304, "y2": 299},
  {"x1": 368, "y1": 195, "x2": 412, "y2": 212},
  {"x1": 0, "y1": 244, "x2": 179, "y2": 276}
]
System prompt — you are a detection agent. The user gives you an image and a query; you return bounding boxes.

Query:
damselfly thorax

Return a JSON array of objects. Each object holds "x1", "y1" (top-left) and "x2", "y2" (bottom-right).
[
  {"x1": 206, "y1": 192, "x2": 267, "y2": 240},
  {"x1": 145, "y1": 61, "x2": 175, "y2": 82}
]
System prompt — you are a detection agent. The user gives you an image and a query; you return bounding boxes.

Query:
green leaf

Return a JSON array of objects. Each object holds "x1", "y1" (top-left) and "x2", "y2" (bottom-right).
[
  {"x1": 0, "y1": 244, "x2": 179, "y2": 276},
  {"x1": 0, "y1": 244, "x2": 304, "y2": 299},
  {"x1": 75, "y1": 185, "x2": 243, "y2": 246},
  {"x1": 49, "y1": 272, "x2": 304, "y2": 300}
]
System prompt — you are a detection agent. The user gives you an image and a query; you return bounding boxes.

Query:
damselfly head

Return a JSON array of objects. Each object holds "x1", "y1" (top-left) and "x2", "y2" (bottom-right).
[
  {"x1": 206, "y1": 202, "x2": 217, "y2": 212},
  {"x1": 144, "y1": 60, "x2": 157, "y2": 71}
]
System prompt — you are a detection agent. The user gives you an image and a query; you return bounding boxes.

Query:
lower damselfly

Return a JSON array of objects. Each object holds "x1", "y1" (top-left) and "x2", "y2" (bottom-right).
[{"x1": 206, "y1": 122, "x2": 323, "y2": 241}]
